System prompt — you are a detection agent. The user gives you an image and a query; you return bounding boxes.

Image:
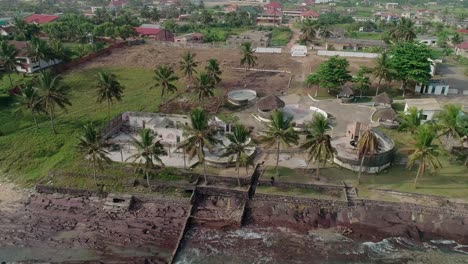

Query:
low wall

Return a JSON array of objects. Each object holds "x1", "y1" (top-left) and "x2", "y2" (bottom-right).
[
  {"x1": 317, "y1": 50, "x2": 379, "y2": 58},
  {"x1": 254, "y1": 193, "x2": 348, "y2": 210},
  {"x1": 101, "y1": 114, "x2": 125, "y2": 138},
  {"x1": 257, "y1": 180, "x2": 346, "y2": 200},
  {"x1": 36, "y1": 184, "x2": 107, "y2": 197},
  {"x1": 196, "y1": 186, "x2": 249, "y2": 198}
]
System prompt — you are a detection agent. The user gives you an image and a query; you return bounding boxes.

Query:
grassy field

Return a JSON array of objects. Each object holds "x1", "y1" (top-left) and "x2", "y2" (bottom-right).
[
  {"x1": 270, "y1": 27, "x2": 293, "y2": 46},
  {"x1": 347, "y1": 31, "x2": 383, "y2": 40},
  {"x1": 0, "y1": 66, "x2": 190, "y2": 188}
]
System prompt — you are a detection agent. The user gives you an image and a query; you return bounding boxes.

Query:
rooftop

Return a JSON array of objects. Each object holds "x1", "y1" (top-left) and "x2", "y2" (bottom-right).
[
  {"x1": 24, "y1": 14, "x2": 59, "y2": 24},
  {"x1": 456, "y1": 42, "x2": 468, "y2": 50},
  {"x1": 135, "y1": 27, "x2": 165, "y2": 35},
  {"x1": 405, "y1": 98, "x2": 441, "y2": 111},
  {"x1": 301, "y1": 10, "x2": 320, "y2": 17}
]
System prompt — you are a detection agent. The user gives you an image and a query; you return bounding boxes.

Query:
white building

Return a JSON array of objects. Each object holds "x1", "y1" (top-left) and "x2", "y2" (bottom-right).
[
  {"x1": 418, "y1": 36, "x2": 438, "y2": 46},
  {"x1": 291, "y1": 45, "x2": 308, "y2": 56},
  {"x1": 415, "y1": 80, "x2": 449, "y2": 96},
  {"x1": 10, "y1": 41, "x2": 61, "y2": 73},
  {"x1": 404, "y1": 98, "x2": 442, "y2": 123}
]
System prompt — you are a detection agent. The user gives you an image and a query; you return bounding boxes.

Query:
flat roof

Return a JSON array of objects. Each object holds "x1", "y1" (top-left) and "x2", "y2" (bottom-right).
[{"x1": 405, "y1": 98, "x2": 441, "y2": 111}]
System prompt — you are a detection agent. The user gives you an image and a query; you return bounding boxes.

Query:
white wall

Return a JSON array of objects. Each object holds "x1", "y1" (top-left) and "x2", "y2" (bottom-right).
[
  {"x1": 415, "y1": 83, "x2": 449, "y2": 95},
  {"x1": 15, "y1": 57, "x2": 61, "y2": 73},
  {"x1": 404, "y1": 103, "x2": 439, "y2": 123},
  {"x1": 317, "y1": 50, "x2": 379, "y2": 58}
]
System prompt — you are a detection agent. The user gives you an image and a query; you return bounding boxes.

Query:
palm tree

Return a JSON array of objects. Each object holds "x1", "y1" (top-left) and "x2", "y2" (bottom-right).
[
  {"x1": 407, "y1": 125, "x2": 442, "y2": 188},
  {"x1": 437, "y1": 104, "x2": 464, "y2": 140},
  {"x1": 27, "y1": 37, "x2": 51, "y2": 70},
  {"x1": 240, "y1": 42, "x2": 257, "y2": 73},
  {"x1": 36, "y1": 71, "x2": 72, "y2": 134},
  {"x1": 301, "y1": 114, "x2": 334, "y2": 180},
  {"x1": 372, "y1": 51, "x2": 393, "y2": 95},
  {"x1": 178, "y1": 108, "x2": 219, "y2": 184},
  {"x1": 15, "y1": 81, "x2": 44, "y2": 129},
  {"x1": 262, "y1": 110, "x2": 299, "y2": 176},
  {"x1": 318, "y1": 26, "x2": 332, "y2": 40},
  {"x1": 96, "y1": 71, "x2": 125, "y2": 121},
  {"x1": 300, "y1": 19, "x2": 319, "y2": 44},
  {"x1": 179, "y1": 50, "x2": 199, "y2": 85},
  {"x1": 77, "y1": 123, "x2": 111, "y2": 185},
  {"x1": 193, "y1": 72, "x2": 215, "y2": 105},
  {"x1": 388, "y1": 17, "x2": 416, "y2": 42},
  {"x1": 153, "y1": 65, "x2": 179, "y2": 97},
  {"x1": 223, "y1": 124, "x2": 255, "y2": 186},
  {"x1": 205, "y1": 58, "x2": 222, "y2": 85},
  {"x1": 398, "y1": 107, "x2": 422, "y2": 134},
  {"x1": 357, "y1": 129, "x2": 379, "y2": 185},
  {"x1": 126, "y1": 128, "x2": 167, "y2": 188},
  {"x1": 0, "y1": 40, "x2": 19, "y2": 88},
  {"x1": 306, "y1": 73, "x2": 320, "y2": 97}
]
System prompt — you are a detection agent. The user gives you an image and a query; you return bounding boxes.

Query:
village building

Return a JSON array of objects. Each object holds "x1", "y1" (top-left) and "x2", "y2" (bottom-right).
[
  {"x1": 24, "y1": 14, "x2": 59, "y2": 25},
  {"x1": 415, "y1": 80, "x2": 450, "y2": 96},
  {"x1": 373, "y1": 92, "x2": 393, "y2": 107},
  {"x1": 300, "y1": 10, "x2": 320, "y2": 21},
  {"x1": 263, "y1": 2, "x2": 283, "y2": 13},
  {"x1": 134, "y1": 26, "x2": 174, "y2": 41},
  {"x1": 455, "y1": 42, "x2": 468, "y2": 58},
  {"x1": 325, "y1": 38, "x2": 387, "y2": 51},
  {"x1": 385, "y1": 2, "x2": 398, "y2": 9},
  {"x1": 174, "y1": 33, "x2": 204, "y2": 44},
  {"x1": 291, "y1": 45, "x2": 308, "y2": 56},
  {"x1": 283, "y1": 7, "x2": 309, "y2": 21},
  {"x1": 256, "y1": 11, "x2": 283, "y2": 26},
  {"x1": 7, "y1": 41, "x2": 61, "y2": 73},
  {"x1": 404, "y1": 98, "x2": 442, "y2": 123},
  {"x1": 0, "y1": 25, "x2": 15, "y2": 37},
  {"x1": 418, "y1": 36, "x2": 438, "y2": 46},
  {"x1": 226, "y1": 31, "x2": 271, "y2": 48},
  {"x1": 224, "y1": 5, "x2": 238, "y2": 13}
]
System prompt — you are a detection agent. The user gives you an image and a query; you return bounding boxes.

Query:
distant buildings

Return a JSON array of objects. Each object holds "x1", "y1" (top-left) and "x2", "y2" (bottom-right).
[
  {"x1": 418, "y1": 36, "x2": 438, "y2": 46},
  {"x1": 455, "y1": 42, "x2": 468, "y2": 58},
  {"x1": 300, "y1": 10, "x2": 320, "y2": 22},
  {"x1": 134, "y1": 26, "x2": 174, "y2": 41},
  {"x1": 226, "y1": 31, "x2": 271, "y2": 48},
  {"x1": 257, "y1": 2, "x2": 283, "y2": 25},
  {"x1": 415, "y1": 80, "x2": 450, "y2": 96},
  {"x1": 24, "y1": 14, "x2": 59, "y2": 25},
  {"x1": 291, "y1": 45, "x2": 308, "y2": 56},
  {"x1": 174, "y1": 33, "x2": 204, "y2": 44},
  {"x1": 9, "y1": 41, "x2": 61, "y2": 73},
  {"x1": 325, "y1": 38, "x2": 387, "y2": 51}
]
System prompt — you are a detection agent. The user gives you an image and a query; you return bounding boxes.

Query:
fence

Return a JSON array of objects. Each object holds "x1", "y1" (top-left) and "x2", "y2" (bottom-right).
[{"x1": 317, "y1": 50, "x2": 379, "y2": 58}]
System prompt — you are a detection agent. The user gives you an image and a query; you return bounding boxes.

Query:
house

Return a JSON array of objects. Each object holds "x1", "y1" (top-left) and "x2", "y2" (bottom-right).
[
  {"x1": 291, "y1": 45, "x2": 308, "y2": 56},
  {"x1": 24, "y1": 14, "x2": 59, "y2": 25},
  {"x1": 352, "y1": 16, "x2": 375, "y2": 22},
  {"x1": 401, "y1": 12, "x2": 416, "y2": 19},
  {"x1": 264, "y1": 2, "x2": 283, "y2": 13},
  {"x1": 283, "y1": 7, "x2": 308, "y2": 20},
  {"x1": 226, "y1": 31, "x2": 271, "y2": 47},
  {"x1": 375, "y1": 12, "x2": 400, "y2": 22},
  {"x1": 456, "y1": 29, "x2": 468, "y2": 34},
  {"x1": 224, "y1": 5, "x2": 238, "y2": 13},
  {"x1": 300, "y1": 10, "x2": 320, "y2": 21},
  {"x1": 404, "y1": 98, "x2": 441, "y2": 123},
  {"x1": 8, "y1": 41, "x2": 61, "y2": 73},
  {"x1": 325, "y1": 38, "x2": 387, "y2": 51},
  {"x1": 256, "y1": 11, "x2": 283, "y2": 25},
  {"x1": 134, "y1": 27, "x2": 174, "y2": 41},
  {"x1": 415, "y1": 80, "x2": 449, "y2": 96},
  {"x1": 174, "y1": 32, "x2": 204, "y2": 44},
  {"x1": 0, "y1": 25, "x2": 15, "y2": 37},
  {"x1": 385, "y1": 2, "x2": 398, "y2": 9},
  {"x1": 418, "y1": 36, "x2": 437, "y2": 46},
  {"x1": 455, "y1": 42, "x2": 468, "y2": 58},
  {"x1": 109, "y1": 0, "x2": 128, "y2": 9}
]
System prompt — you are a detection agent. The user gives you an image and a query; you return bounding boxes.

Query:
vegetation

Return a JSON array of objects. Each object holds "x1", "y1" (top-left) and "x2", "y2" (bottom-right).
[
  {"x1": 223, "y1": 124, "x2": 255, "y2": 186},
  {"x1": 385, "y1": 17, "x2": 417, "y2": 43},
  {"x1": 240, "y1": 42, "x2": 257, "y2": 71},
  {"x1": 205, "y1": 58, "x2": 222, "y2": 86},
  {"x1": 179, "y1": 50, "x2": 199, "y2": 85},
  {"x1": 0, "y1": 40, "x2": 19, "y2": 88},
  {"x1": 372, "y1": 51, "x2": 394, "y2": 95},
  {"x1": 152, "y1": 65, "x2": 179, "y2": 97},
  {"x1": 357, "y1": 129, "x2": 379, "y2": 185},
  {"x1": 398, "y1": 107, "x2": 422, "y2": 134},
  {"x1": 270, "y1": 27, "x2": 292, "y2": 46},
  {"x1": 301, "y1": 114, "x2": 334, "y2": 180},
  {"x1": 193, "y1": 72, "x2": 215, "y2": 105},
  {"x1": 307, "y1": 56, "x2": 352, "y2": 95},
  {"x1": 352, "y1": 67, "x2": 371, "y2": 97},
  {"x1": 96, "y1": 71, "x2": 125, "y2": 121}
]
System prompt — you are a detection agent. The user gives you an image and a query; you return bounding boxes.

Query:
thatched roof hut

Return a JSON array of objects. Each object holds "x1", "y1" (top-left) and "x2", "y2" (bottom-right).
[
  {"x1": 374, "y1": 92, "x2": 393, "y2": 106},
  {"x1": 257, "y1": 95, "x2": 285, "y2": 112},
  {"x1": 378, "y1": 108, "x2": 397, "y2": 122},
  {"x1": 338, "y1": 82, "x2": 354, "y2": 98}
]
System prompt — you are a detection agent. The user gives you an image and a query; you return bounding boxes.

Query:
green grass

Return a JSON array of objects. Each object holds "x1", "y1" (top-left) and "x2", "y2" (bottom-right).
[
  {"x1": 270, "y1": 27, "x2": 292, "y2": 47},
  {"x1": 347, "y1": 31, "x2": 383, "y2": 40},
  {"x1": 256, "y1": 186, "x2": 343, "y2": 200},
  {"x1": 0, "y1": 66, "x2": 188, "y2": 187}
]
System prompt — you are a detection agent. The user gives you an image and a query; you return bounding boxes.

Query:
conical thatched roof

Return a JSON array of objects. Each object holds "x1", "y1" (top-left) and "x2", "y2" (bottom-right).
[
  {"x1": 338, "y1": 82, "x2": 354, "y2": 98},
  {"x1": 378, "y1": 108, "x2": 397, "y2": 121},
  {"x1": 374, "y1": 92, "x2": 393, "y2": 105},
  {"x1": 257, "y1": 95, "x2": 285, "y2": 112}
]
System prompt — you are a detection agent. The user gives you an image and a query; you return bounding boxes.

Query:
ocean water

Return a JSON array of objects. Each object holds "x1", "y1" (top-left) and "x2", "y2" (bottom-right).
[{"x1": 175, "y1": 227, "x2": 468, "y2": 264}]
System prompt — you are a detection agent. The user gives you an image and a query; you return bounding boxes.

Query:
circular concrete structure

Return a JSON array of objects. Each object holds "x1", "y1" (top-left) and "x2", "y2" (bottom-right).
[{"x1": 227, "y1": 89, "x2": 257, "y2": 106}]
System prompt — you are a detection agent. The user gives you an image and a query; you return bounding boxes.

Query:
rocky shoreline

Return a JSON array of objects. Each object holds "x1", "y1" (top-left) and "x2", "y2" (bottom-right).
[{"x1": 0, "y1": 182, "x2": 467, "y2": 263}]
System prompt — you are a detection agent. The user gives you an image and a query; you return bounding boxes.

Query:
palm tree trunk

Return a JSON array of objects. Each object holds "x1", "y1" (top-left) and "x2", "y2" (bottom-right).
[
  {"x1": 414, "y1": 162, "x2": 423, "y2": 189},
  {"x1": 358, "y1": 154, "x2": 365, "y2": 185},
  {"x1": 315, "y1": 85, "x2": 319, "y2": 97},
  {"x1": 107, "y1": 99, "x2": 111, "y2": 121},
  {"x1": 49, "y1": 110, "x2": 57, "y2": 134},
  {"x1": 376, "y1": 78, "x2": 382, "y2": 96},
  {"x1": 7, "y1": 72, "x2": 14, "y2": 88},
  {"x1": 32, "y1": 111, "x2": 39, "y2": 129},
  {"x1": 315, "y1": 160, "x2": 320, "y2": 181},
  {"x1": 203, "y1": 161, "x2": 207, "y2": 184},
  {"x1": 276, "y1": 139, "x2": 280, "y2": 177},
  {"x1": 236, "y1": 160, "x2": 241, "y2": 187},
  {"x1": 92, "y1": 158, "x2": 97, "y2": 186},
  {"x1": 401, "y1": 81, "x2": 406, "y2": 98},
  {"x1": 146, "y1": 170, "x2": 151, "y2": 189},
  {"x1": 183, "y1": 148, "x2": 186, "y2": 169}
]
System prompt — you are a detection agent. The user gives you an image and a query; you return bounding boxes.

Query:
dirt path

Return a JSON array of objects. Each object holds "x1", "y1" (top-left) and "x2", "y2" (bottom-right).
[{"x1": 0, "y1": 181, "x2": 30, "y2": 213}]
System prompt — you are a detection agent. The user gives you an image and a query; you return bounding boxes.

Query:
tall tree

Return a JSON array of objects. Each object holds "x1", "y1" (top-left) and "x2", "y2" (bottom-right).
[
  {"x1": 389, "y1": 42, "x2": 433, "y2": 97},
  {"x1": 152, "y1": 65, "x2": 179, "y2": 97},
  {"x1": 451, "y1": 33, "x2": 463, "y2": 45},
  {"x1": 15, "y1": 81, "x2": 44, "y2": 129},
  {"x1": 311, "y1": 56, "x2": 352, "y2": 94},
  {"x1": 437, "y1": 104, "x2": 465, "y2": 140},
  {"x1": 179, "y1": 108, "x2": 219, "y2": 184},
  {"x1": 27, "y1": 37, "x2": 51, "y2": 70},
  {"x1": 96, "y1": 71, "x2": 125, "y2": 121},
  {"x1": 13, "y1": 17, "x2": 39, "y2": 41},
  {"x1": 127, "y1": 128, "x2": 167, "y2": 187},
  {"x1": 398, "y1": 106, "x2": 422, "y2": 134},
  {"x1": 179, "y1": 50, "x2": 199, "y2": 86},
  {"x1": 0, "y1": 40, "x2": 19, "y2": 88},
  {"x1": 240, "y1": 42, "x2": 257, "y2": 72},
  {"x1": 77, "y1": 123, "x2": 111, "y2": 185},
  {"x1": 205, "y1": 58, "x2": 222, "y2": 85},
  {"x1": 36, "y1": 71, "x2": 72, "y2": 134},
  {"x1": 49, "y1": 40, "x2": 72, "y2": 62},
  {"x1": 386, "y1": 17, "x2": 416, "y2": 42},
  {"x1": 300, "y1": 19, "x2": 319, "y2": 43},
  {"x1": 223, "y1": 124, "x2": 255, "y2": 186},
  {"x1": 261, "y1": 110, "x2": 299, "y2": 176},
  {"x1": 193, "y1": 72, "x2": 215, "y2": 105},
  {"x1": 306, "y1": 73, "x2": 320, "y2": 97},
  {"x1": 353, "y1": 67, "x2": 371, "y2": 97},
  {"x1": 357, "y1": 129, "x2": 379, "y2": 185},
  {"x1": 301, "y1": 113, "x2": 334, "y2": 180},
  {"x1": 372, "y1": 51, "x2": 393, "y2": 95},
  {"x1": 407, "y1": 125, "x2": 442, "y2": 188}
]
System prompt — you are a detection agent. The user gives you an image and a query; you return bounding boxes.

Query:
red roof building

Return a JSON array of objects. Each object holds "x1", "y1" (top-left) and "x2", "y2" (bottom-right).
[
  {"x1": 300, "y1": 10, "x2": 320, "y2": 21},
  {"x1": 264, "y1": 2, "x2": 283, "y2": 14},
  {"x1": 134, "y1": 27, "x2": 174, "y2": 42},
  {"x1": 455, "y1": 41, "x2": 468, "y2": 58},
  {"x1": 24, "y1": 14, "x2": 59, "y2": 24},
  {"x1": 457, "y1": 29, "x2": 468, "y2": 34}
]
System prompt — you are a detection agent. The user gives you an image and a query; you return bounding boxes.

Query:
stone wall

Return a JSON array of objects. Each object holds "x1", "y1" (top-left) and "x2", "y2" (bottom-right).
[{"x1": 36, "y1": 184, "x2": 107, "y2": 197}]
